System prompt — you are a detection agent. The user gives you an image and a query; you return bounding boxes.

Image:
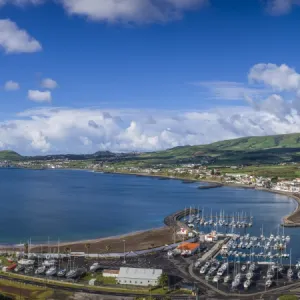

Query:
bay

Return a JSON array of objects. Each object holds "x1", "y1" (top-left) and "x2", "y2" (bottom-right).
[{"x1": 0, "y1": 168, "x2": 298, "y2": 261}]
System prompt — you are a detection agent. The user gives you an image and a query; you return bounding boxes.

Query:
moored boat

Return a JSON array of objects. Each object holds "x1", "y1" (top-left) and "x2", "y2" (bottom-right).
[
  {"x1": 57, "y1": 269, "x2": 67, "y2": 277},
  {"x1": 46, "y1": 266, "x2": 57, "y2": 276},
  {"x1": 35, "y1": 265, "x2": 46, "y2": 275}
]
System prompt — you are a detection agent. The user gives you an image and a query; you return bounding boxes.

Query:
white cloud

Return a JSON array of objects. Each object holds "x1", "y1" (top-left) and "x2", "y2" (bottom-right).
[
  {"x1": 249, "y1": 63, "x2": 300, "y2": 92},
  {"x1": 4, "y1": 80, "x2": 20, "y2": 91},
  {"x1": 0, "y1": 19, "x2": 42, "y2": 54},
  {"x1": 0, "y1": 0, "x2": 43, "y2": 6},
  {"x1": 41, "y1": 78, "x2": 58, "y2": 89},
  {"x1": 28, "y1": 90, "x2": 51, "y2": 102},
  {"x1": 60, "y1": 0, "x2": 208, "y2": 23},
  {"x1": 1, "y1": 106, "x2": 300, "y2": 155},
  {"x1": 246, "y1": 63, "x2": 300, "y2": 117},
  {"x1": 265, "y1": 0, "x2": 300, "y2": 15},
  {"x1": 192, "y1": 81, "x2": 268, "y2": 101}
]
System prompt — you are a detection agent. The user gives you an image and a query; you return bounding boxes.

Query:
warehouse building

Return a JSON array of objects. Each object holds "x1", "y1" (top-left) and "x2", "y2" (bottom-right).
[{"x1": 117, "y1": 267, "x2": 163, "y2": 286}]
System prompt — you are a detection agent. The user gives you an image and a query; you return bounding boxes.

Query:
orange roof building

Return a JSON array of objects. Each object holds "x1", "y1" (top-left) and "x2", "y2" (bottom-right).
[{"x1": 177, "y1": 242, "x2": 200, "y2": 251}]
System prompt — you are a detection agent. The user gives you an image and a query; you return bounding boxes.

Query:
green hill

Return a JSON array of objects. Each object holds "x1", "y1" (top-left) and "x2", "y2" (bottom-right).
[
  {"x1": 137, "y1": 133, "x2": 300, "y2": 166},
  {"x1": 205, "y1": 133, "x2": 300, "y2": 151},
  {"x1": 0, "y1": 150, "x2": 22, "y2": 161},
  {"x1": 3, "y1": 133, "x2": 300, "y2": 165}
]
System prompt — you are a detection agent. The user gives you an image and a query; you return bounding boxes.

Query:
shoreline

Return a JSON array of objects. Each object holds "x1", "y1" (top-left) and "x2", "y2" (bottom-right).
[
  {"x1": 1, "y1": 169, "x2": 300, "y2": 252},
  {"x1": 103, "y1": 171, "x2": 300, "y2": 226}
]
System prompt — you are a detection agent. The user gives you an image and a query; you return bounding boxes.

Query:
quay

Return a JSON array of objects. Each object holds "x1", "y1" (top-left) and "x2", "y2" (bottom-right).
[{"x1": 196, "y1": 237, "x2": 229, "y2": 265}]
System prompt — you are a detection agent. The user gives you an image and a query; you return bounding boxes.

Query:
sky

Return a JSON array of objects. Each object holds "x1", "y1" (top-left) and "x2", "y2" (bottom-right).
[{"x1": 1, "y1": 0, "x2": 300, "y2": 154}]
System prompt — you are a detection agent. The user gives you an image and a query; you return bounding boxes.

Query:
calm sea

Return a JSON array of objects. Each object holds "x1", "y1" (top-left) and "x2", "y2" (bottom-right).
[{"x1": 0, "y1": 168, "x2": 299, "y2": 257}]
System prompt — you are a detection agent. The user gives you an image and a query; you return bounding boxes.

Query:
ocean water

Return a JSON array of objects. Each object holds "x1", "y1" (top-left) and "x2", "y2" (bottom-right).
[{"x1": 0, "y1": 168, "x2": 299, "y2": 254}]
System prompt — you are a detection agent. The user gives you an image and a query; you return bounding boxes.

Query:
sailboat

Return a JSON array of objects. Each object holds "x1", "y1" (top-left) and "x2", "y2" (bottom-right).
[
  {"x1": 260, "y1": 225, "x2": 265, "y2": 241},
  {"x1": 57, "y1": 268, "x2": 67, "y2": 277},
  {"x1": 200, "y1": 208, "x2": 205, "y2": 225},
  {"x1": 265, "y1": 279, "x2": 272, "y2": 288},
  {"x1": 241, "y1": 264, "x2": 247, "y2": 272},
  {"x1": 14, "y1": 265, "x2": 25, "y2": 273},
  {"x1": 244, "y1": 279, "x2": 251, "y2": 290},
  {"x1": 35, "y1": 265, "x2": 46, "y2": 275},
  {"x1": 208, "y1": 209, "x2": 213, "y2": 226},
  {"x1": 287, "y1": 249, "x2": 294, "y2": 279},
  {"x1": 46, "y1": 266, "x2": 57, "y2": 276},
  {"x1": 183, "y1": 207, "x2": 187, "y2": 223}
]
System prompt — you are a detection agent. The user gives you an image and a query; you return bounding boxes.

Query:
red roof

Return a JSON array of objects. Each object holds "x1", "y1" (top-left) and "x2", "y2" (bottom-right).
[{"x1": 177, "y1": 242, "x2": 200, "y2": 251}]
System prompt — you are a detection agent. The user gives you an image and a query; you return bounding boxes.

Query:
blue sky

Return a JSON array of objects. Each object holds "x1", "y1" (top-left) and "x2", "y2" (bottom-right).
[{"x1": 1, "y1": 0, "x2": 300, "y2": 154}]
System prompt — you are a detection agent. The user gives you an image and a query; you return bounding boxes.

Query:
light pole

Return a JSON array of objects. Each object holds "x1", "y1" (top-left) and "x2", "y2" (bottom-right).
[{"x1": 123, "y1": 240, "x2": 126, "y2": 264}]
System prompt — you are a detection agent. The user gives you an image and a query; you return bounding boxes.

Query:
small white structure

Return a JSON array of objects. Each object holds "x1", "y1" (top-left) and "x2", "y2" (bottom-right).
[
  {"x1": 89, "y1": 279, "x2": 96, "y2": 286},
  {"x1": 117, "y1": 267, "x2": 163, "y2": 287},
  {"x1": 177, "y1": 228, "x2": 188, "y2": 235},
  {"x1": 103, "y1": 269, "x2": 119, "y2": 278}
]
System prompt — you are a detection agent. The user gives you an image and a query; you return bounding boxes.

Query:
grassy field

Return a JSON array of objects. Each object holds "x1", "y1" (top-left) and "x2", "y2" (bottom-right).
[
  {"x1": 0, "y1": 278, "x2": 72, "y2": 300},
  {"x1": 219, "y1": 165, "x2": 300, "y2": 179},
  {"x1": 81, "y1": 273, "x2": 117, "y2": 285}
]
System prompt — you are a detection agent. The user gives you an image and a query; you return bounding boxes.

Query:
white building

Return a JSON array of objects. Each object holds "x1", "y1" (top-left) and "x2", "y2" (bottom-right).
[{"x1": 117, "y1": 267, "x2": 163, "y2": 286}]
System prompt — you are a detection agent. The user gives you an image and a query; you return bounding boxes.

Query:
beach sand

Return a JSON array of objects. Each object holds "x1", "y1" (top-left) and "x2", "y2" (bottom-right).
[{"x1": 29, "y1": 226, "x2": 175, "y2": 253}]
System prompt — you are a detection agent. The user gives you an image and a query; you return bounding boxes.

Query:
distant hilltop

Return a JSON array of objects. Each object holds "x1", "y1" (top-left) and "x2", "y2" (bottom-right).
[
  {"x1": 0, "y1": 150, "x2": 22, "y2": 161},
  {"x1": 2, "y1": 132, "x2": 300, "y2": 165}
]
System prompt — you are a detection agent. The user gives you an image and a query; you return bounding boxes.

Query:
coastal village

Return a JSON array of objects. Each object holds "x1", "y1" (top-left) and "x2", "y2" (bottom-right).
[{"x1": 3, "y1": 159, "x2": 300, "y2": 193}]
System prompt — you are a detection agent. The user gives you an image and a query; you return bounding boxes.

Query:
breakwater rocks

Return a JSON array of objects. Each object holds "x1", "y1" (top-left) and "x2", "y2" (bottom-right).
[
  {"x1": 164, "y1": 208, "x2": 199, "y2": 228},
  {"x1": 198, "y1": 183, "x2": 223, "y2": 189}
]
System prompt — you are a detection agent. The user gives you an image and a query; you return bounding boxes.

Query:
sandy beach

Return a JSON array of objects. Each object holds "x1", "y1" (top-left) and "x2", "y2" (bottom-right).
[{"x1": 29, "y1": 226, "x2": 175, "y2": 253}]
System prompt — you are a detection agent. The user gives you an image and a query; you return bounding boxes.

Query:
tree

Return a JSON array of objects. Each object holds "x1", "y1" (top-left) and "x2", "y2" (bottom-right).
[
  {"x1": 105, "y1": 245, "x2": 111, "y2": 253},
  {"x1": 24, "y1": 243, "x2": 29, "y2": 254},
  {"x1": 158, "y1": 273, "x2": 168, "y2": 289},
  {"x1": 85, "y1": 243, "x2": 91, "y2": 257},
  {"x1": 64, "y1": 247, "x2": 71, "y2": 255}
]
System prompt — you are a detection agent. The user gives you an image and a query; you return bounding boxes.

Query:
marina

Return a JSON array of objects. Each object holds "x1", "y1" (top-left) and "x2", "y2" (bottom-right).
[
  {"x1": 1, "y1": 169, "x2": 300, "y2": 296},
  {"x1": 1, "y1": 205, "x2": 300, "y2": 296}
]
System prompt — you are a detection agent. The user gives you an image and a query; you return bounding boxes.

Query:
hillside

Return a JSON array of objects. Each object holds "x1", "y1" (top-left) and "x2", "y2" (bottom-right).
[
  {"x1": 206, "y1": 133, "x2": 300, "y2": 151},
  {"x1": 3, "y1": 133, "x2": 300, "y2": 165},
  {"x1": 136, "y1": 133, "x2": 300, "y2": 166},
  {"x1": 0, "y1": 151, "x2": 22, "y2": 161}
]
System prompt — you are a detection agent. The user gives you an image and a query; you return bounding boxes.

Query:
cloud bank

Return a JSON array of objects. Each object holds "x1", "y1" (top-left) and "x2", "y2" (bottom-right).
[
  {"x1": 1, "y1": 106, "x2": 300, "y2": 155},
  {"x1": 0, "y1": 62, "x2": 299, "y2": 154}
]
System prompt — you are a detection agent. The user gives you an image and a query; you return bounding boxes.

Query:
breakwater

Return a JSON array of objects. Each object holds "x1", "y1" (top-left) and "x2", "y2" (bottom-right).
[
  {"x1": 164, "y1": 208, "x2": 198, "y2": 227},
  {"x1": 198, "y1": 183, "x2": 223, "y2": 189}
]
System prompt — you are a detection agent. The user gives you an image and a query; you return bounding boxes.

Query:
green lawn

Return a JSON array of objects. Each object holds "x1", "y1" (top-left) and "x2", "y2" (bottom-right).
[{"x1": 279, "y1": 295, "x2": 298, "y2": 300}]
